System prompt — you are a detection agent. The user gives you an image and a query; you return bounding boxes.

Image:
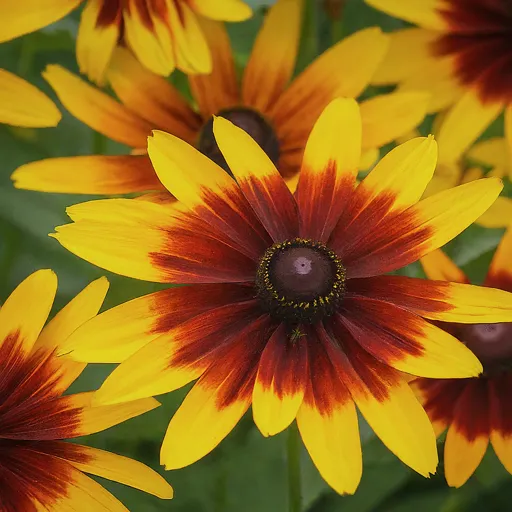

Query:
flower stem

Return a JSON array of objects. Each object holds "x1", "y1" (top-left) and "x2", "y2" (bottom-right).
[{"x1": 287, "y1": 424, "x2": 302, "y2": 512}]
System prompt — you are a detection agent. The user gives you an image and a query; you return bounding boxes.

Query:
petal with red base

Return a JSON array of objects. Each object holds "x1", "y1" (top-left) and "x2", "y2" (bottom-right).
[
  {"x1": 296, "y1": 98, "x2": 361, "y2": 241},
  {"x1": 53, "y1": 199, "x2": 257, "y2": 283},
  {"x1": 0, "y1": 270, "x2": 56, "y2": 357},
  {"x1": 252, "y1": 323, "x2": 308, "y2": 436},
  {"x1": 93, "y1": 300, "x2": 262, "y2": 406},
  {"x1": 338, "y1": 298, "x2": 482, "y2": 378},
  {"x1": 148, "y1": 130, "x2": 272, "y2": 259},
  {"x1": 326, "y1": 321, "x2": 438, "y2": 476},
  {"x1": 489, "y1": 374, "x2": 512, "y2": 474},
  {"x1": 486, "y1": 225, "x2": 512, "y2": 292},
  {"x1": 444, "y1": 379, "x2": 490, "y2": 487},
  {"x1": 213, "y1": 116, "x2": 299, "y2": 241},
  {"x1": 188, "y1": 19, "x2": 239, "y2": 118},
  {"x1": 60, "y1": 283, "x2": 255, "y2": 363},
  {"x1": 331, "y1": 177, "x2": 503, "y2": 278},
  {"x1": 296, "y1": 325, "x2": 362, "y2": 495},
  {"x1": 347, "y1": 274, "x2": 512, "y2": 324},
  {"x1": 242, "y1": 0, "x2": 303, "y2": 113},
  {"x1": 43, "y1": 65, "x2": 151, "y2": 148},
  {"x1": 160, "y1": 316, "x2": 273, "y2": 469},
  {"x1": 13, "y1": 155, "x2": 164, "y2": 195}
]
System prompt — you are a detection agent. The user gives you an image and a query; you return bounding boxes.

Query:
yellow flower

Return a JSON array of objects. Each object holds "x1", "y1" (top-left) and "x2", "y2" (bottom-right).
[
  {"x1": 49, "y1": 98, "x2": 512, "y2": 495},
  {"x1": 0, "y1": 270, "x2": 173, "y2": 510},
  {"x1": 0, "y1": 69, "x2": 60, "y2": 127},
  {"x1": 0, "y1": 0, "x2": 252, "y2": 84},
  {"x1": 12, "y1": 0, "x2": 429, "y2": 196},
  {"x1": 416, "y1": 227, "x2": 512, "y2": 487},
  {"x1": 366, "y1": 0, "x2": 512, "y2": 168}
]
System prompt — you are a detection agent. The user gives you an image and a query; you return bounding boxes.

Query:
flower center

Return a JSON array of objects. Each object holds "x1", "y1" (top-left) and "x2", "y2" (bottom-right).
[
  {"x1": 459, "y1": 322, "x2": 512, "y2": 375},
  {"x1": 256, "y1": 238, "x2": 346, "y2": 324},
  {"x1": 198, "y1": 107, "x2": 280, "y2": 174},
  {"x1": 434, "y1": 0, "x2": 512, "y2": 103}
]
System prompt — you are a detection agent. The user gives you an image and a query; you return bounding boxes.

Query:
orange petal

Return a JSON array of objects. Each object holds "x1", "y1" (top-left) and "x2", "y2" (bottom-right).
[{"x1": 420, "y1": 249, "x2": 469, "y2": 283}]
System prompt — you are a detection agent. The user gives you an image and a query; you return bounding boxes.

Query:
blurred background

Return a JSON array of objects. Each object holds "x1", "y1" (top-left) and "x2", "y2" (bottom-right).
[{"x1": 1, "y1": 0, "x2": 511, "y2": 510}]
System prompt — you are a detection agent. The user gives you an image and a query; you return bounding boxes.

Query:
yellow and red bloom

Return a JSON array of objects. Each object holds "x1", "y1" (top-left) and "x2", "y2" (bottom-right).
[
  {"x1": 416, "y1": 227, "x2": 512, "y2": 487},
  {"x1": 0, "y1": 0, "x2": 251, "y2": 84},
  {"x1": 12, "y1": 0, "x2": 429, "y2": 196},
  {"x1": 49, "y1": 98, "x2": 512, "y2": 494},
  {"x1": 366, "y1": 0, "x2": 512, "y2": 165},
  {"x1": 0, "y1": 69, "x2": 61, "y2": 127},
  {"x1": 0, "y1": 270, "x2": 173, "y2": 510}
]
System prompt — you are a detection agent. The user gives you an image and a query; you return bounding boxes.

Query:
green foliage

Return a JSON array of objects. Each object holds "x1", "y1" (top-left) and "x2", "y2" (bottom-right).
[{"x1": 1, "y1": 1, "x2": 511, "y2": 511}]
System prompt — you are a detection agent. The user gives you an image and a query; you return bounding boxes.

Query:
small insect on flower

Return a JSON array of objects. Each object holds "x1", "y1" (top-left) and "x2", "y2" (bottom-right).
[
  {"x1": 0, "y1": 270, "x2": 173, "y2": 511},
  {"x1": 51, "y1": 98, "x2": 512, "y2": 495},
  {"x1": 415, "y1": 227, "x2": 512, "y2": 488}
]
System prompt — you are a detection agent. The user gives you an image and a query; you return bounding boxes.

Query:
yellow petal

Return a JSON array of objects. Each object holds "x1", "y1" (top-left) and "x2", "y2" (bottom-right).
[
  {"x1": 437, "y1": 89, "x2": 503, "y2": 164},
  {"x1": 0, "y1": 0, "x2": 81, "y2": 43},
  {"x1": 44, "y1": 65, "x2": 151, "y2": 147},
  {"x1": 272, "y1": 27, "x2": 389, "y2": 139},
  {"x1": 487, "y1": 224, "x2": 512, "y2": 287},
  {"x1": 160, "y1": 374, "x2": 251, "y2": 470},
  {"x1": 73, "y1": 391, "x2": 161, "y2": 436},
  {"x1": 0, "y1": 270, "x2": 56, "y2": 356},
  {"x1": 12, "y1": 155, "x2": 164, "y2": 195},
  {"x1": 444, "y1": 423, "x2": 488, "y2": 488},
  {"x1": 360, "y1": 136, "x2": 438, "y2": 212},
  {"x1": 242, "y1": 0, "x2": 303, "y2": 112},
  {"x1": 0, "y1": 69, "x2": 61, "y2": 127},
  {"x1": 490, "y1": 431, "x2": 512, "y2": 475},
  {"x1": 122, "y1": 3, "x2": 175, "y2": 76},
  {"x1": 76, "y1": 0, "x2": 120, "y2": 85},
  {"x1": 360, "y1": 91, "x2": 430, "y2": 149},
  {"x1": 365, "y1": 0, "x2": 447, "y2": 30},
  {"x1": 505, "y1": 104, "x2": 512, "y2": 178},
  {"x1": 296, "y1": 97, "x2": 361, "y2": 240},
  {"x1": 188, "y1": 0, "x2": 252, "y2": 21},
  {"x1": 413, "y1": 177, "x2": 503, "y2": 255},
  {"x1": 68, "y1": 444, "x2": 173, "y2": 499},
  {"x1": 468, "y1": 137, "x2": 510, "y2": 171},
  {"x1": 476, "y1": 196, "x2": 512, "y2": 228},
  {"x1": 420, "y1": 249, "x2": 468, "y2": 282},
  {"x1": 371, "y1": 28, "x2": 437, "y2": 85}
]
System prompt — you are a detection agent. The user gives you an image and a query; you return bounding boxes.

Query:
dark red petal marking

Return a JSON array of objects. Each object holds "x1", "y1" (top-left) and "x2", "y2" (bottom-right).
[
  {"x1": 329, "y1": 191, "x2": 432, "y2": 278},
  {"x1": 435, "y1": 0, "x2": 512, "y2": 103},
  {"x1": 451, "y1": 378, "x2": 490, "y2": 441},
  {"x1": 165, "y1": 301, "x2": 266, "y2": 377},
  {"x1": 346, "y1": 275, "x2": 454, "y2": 317},
  {"x1": 297, "y1": 160, "x2": 355, "y2": 242},
  {"x1": 191, "y1": 187, "x2": 273, "y2": 261},
  {"x1": 0, "y1": 440, "x2": 92, "y2": 512},
  {"x1": 0, "y1": 332, "x2": 82, "y2": 441},
  {"x1": 196, "y1": 316, "x2": 275, "y2": 409},
  {"x1": 256, "y1": 323, "x2": 309, "y2": 399},
  {"x1": 235, "y1": 172, "x2": 299, "y2": 243},
  {"x1": 300, "y1": 326, "x2": 352, "y2": 415},
  {"x1": 489, "y1": 373, "x2": 512, "y2": 437},
  {"x1": 337, "y1": 298, "x2": 424, "y2": 366},
  {"x1": 150, "y1": 207, "x2": 261, "y2": 283},
  {"x1": 151, "y1": 283, "x2": 257, "y2": 335},
  {"x1": 415, "y1": 377, "x2": 468, "y2": 428},
  {"x1": 96, "y1": 0, "x2": 122, "y2": 27},
  {"x1": 484, "y1": 270, "x2": 512, "y2": 293},
  {"x1": 322, "y1": 320, "x2": 402, "y2": 403}
]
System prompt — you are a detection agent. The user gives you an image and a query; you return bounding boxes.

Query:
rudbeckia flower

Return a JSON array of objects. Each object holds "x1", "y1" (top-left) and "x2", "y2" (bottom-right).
[
  {"x1": 0, "y1": 0, "x2": 251, "y2": 84},
  {"x1": 416, "y1": 227, "x2": 512, "y2": 487},
  {"x1": 12, "y1": 0, "x2": 429, "y2": 196},
  {"x1": 366, "y1": 0, "x2": 512, "y2": 164},
  {"x1": 50, "y1": 98, "x2": 512, "y2": 494},
  {"x1": 0, "y1": 270, "x2": 173, "y2": 510},
  {"x1": 0, "y1": 69, "x2": 60, "y2": 127}
]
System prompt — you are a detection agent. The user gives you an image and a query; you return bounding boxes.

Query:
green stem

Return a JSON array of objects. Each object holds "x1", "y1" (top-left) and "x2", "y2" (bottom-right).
[{"x1": 287, "y1": 424, "x2": 302, "y2": 512}]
